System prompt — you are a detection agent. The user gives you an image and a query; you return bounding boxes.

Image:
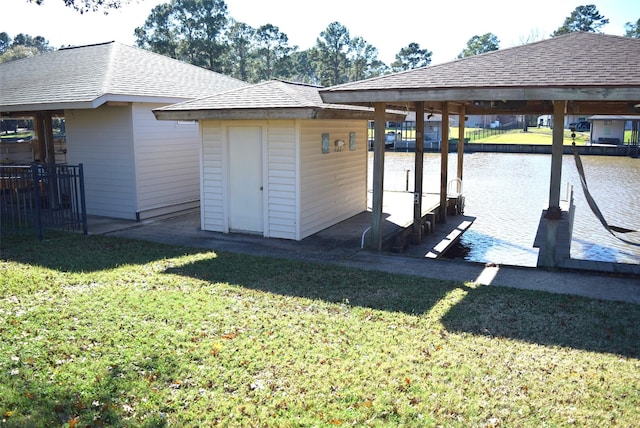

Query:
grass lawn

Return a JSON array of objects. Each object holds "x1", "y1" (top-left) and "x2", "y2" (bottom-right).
[
  {"x1": 1, "y1": 232, "x2": 639, "y2": 427},
  {"x1": 371, "y1": 127, "x2": 596, "y2": 146},
  {"x1": 462, "y1": 127, "x2": 591, "y2": 145},
  {"x1": 0, "y1": 130, "x2": 34, "y2": 139}
]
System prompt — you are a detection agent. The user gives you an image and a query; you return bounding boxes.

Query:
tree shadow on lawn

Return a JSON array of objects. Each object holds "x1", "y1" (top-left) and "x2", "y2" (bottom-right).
[
  {"x1": 169, "y1": 249, "x2": 458, "y2": 315},
  {"x1": 4, "y1": 232, "x2": 639, "y2": 359},
  {"x1": 2, "y1": 357, "x2": 170, "y2": 428},
  {"x1": 441, "y1": 284, "x2": 640, "y2": 359},
  {"x1": 0, "y1": 231, "x2": 212, "y2": 273},
  {"x1": 168, "y1": 251, "x2": 640, "y2": 359}
]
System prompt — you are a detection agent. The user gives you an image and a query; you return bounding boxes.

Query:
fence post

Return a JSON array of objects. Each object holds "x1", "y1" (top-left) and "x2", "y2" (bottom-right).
[
  {"x1": 79, "y1": 163, "x2": 88, "y2": 235},
  {"x1": 31, "y1": 163, "x2": 44, "y2": 240}
]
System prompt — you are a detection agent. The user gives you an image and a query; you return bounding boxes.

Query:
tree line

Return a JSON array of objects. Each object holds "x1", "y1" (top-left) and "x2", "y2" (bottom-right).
[
  {"x1": 3, "y1": 2, "x2": 639, "y2": 86},
  {"x1": 131, "y1": 0, "x2": 433, "y2": 86}
]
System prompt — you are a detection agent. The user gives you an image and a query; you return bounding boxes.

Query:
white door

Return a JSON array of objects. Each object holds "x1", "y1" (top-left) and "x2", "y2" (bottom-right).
[{"x1": 228, "y1": 127, "x2": 263, "y2": 233}]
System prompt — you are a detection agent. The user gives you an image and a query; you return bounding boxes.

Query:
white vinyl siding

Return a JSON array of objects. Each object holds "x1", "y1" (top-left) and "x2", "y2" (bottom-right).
[
  {"x1": 132, "y1": 103, "x2": 200, "y2": 219},
  {"x1": 65, "y1": 105, "x2": 137, "y2": 219},
  {"x1": 265, "y1": 121, "x2": 297, "y2": 239},
  {"x1": 200, "y1": 119, "x2": 298, "y2": 238},
  {"x1": 200, "y1": 121, "x2": 226, "y2": 232},
  {"x1": 591, "y1": 119, "x2": 625, "y2": 143},
  {"x1": 199, "y1": 118, "x2": 368, "y2": 241},
  {"x1": 299, "y1": 120, "x2": 368, "y2": 239}
]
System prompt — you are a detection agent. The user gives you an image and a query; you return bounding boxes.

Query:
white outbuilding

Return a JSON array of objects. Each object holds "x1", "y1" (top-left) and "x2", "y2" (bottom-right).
[
  {"x1": 154, "y1": 80, "x2": 404, "y2": 240},
  {"x1": 0, "y1": 42, "x2": 248, "y2": 221}
]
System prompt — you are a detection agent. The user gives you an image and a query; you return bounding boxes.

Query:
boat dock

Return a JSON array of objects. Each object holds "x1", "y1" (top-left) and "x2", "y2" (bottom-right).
[{"x1": 309, "y1": 190, "x2": 475, "y2": 259}]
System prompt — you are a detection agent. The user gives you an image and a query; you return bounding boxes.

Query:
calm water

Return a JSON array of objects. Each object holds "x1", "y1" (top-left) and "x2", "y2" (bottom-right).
[{"x1": 368, "y1": 152, "x2": 640, "y2": 267}]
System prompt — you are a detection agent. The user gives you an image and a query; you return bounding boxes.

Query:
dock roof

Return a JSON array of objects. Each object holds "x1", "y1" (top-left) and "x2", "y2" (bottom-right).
[{"x1": 320, "y1": 32, "x2": 640, "y2": 116}]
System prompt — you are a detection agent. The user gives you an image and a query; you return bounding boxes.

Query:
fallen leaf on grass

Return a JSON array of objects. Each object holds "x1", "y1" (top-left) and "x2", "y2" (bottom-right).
[{"x1": 211, "y1": 342, "x2": 223, "y2": 356}]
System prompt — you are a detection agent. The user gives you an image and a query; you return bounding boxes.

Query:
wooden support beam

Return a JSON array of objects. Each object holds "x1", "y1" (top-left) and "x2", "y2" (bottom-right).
[
  {"x1": 413, "y1": 101, "x2": 425, "y2": 244},
  {"x1": 33, "y1": 112, "x2": 46, "y2": 162},
  {"x1": 32, "y1": 111, "x2": 56, "y2": 164},
  {"x1": 371, "y1": 103, "x2": 386, "y2": 251},
  {"x1": 439, "y1": 102, "x2": 449, "y2": 222},
  {"x1": 457, "y1": 105, "x2": 465, "y2": 182},
  {"x1": 43, "y1": 111, "x2": 56, "y2": 165}
]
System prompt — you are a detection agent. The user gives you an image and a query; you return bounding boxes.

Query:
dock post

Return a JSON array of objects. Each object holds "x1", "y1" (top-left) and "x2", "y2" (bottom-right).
[
  {"x1": 413, "y1": 101, "x2": 425, "y2": 244},
  {"x1": 457, "y1": 105, "x2": 465, "y2": 183},
  {"x1": 541, "y1": 100, "x2": 566, "y2": 267},
  {"x1": 439, "y1": 102, "x2": 449, "y2": 223},
  {"x1": 371, "y1": 103, "x2": 386, "y2": 251}
]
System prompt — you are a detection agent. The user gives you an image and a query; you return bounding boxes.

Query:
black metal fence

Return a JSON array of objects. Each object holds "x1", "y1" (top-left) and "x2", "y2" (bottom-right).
[{"x1": 1, "y1": 163, "x2": 87, "y2": 239}]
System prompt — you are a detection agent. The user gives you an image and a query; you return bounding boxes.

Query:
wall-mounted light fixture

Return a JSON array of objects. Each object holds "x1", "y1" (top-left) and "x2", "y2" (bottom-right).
[
  {"x1": 322, "y1": 133, "x2": 329, "y2": 154},
  {"x1": 349, "y1": 132, "x2": 356, "y2": 151}
]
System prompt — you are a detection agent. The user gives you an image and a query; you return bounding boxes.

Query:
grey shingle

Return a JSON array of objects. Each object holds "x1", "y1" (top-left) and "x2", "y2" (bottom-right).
[
  {"x1": 322, "y1": 33, "x2": 640, "y2": 92},
  {"x1": 155, "y1": 79, "x2": 389, "y2": 118},
  {"x1": 0, "y1": 41, "x2": 248, "y2": 111}
]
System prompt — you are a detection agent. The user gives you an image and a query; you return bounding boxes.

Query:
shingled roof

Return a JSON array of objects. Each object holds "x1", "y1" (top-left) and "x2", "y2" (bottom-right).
[
  {"x1": 320, "y1": 32, "x2": 640, "y2": 115},
  {"x1": 0, "y1": 41, "x2": 248, "y2": 112},
  {"x1": 153, "y1": 79, "x2": 406, "y2": 121}
]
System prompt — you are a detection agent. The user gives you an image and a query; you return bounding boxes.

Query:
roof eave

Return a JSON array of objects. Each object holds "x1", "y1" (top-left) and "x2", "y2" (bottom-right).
[
  {"x1": 0, "y1": 101, "x2": 98, "y2": 113},
  {"x1": 154, "y1": 108, "x2": 317, "y2": 121},
  {"x1": 0, "y1": 94, "x2": 192, "y2": 114},
  {"x1": 153, "y1": 107, "x2": 406, "y2": 121},
  {"x1": 320, "y1": 86, "x2": 640, "y2": 104}
]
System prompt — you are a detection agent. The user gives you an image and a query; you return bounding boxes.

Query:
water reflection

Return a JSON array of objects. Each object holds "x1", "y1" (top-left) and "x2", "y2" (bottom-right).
[{"x1": 369, "y1": 152, "x2": 640, "y2": 267}]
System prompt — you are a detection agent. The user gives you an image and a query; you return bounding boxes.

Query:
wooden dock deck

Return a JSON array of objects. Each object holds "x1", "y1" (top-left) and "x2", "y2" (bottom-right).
[
  {"x1": 310, "y1": 190, "x2": 476, "y2": 259},
  {"x1": 422, "y1": 217, "x2": 475, "y2": 259}
]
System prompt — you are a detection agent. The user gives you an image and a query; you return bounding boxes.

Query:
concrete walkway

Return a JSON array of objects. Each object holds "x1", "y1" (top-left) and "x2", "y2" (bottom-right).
[{"x1": 96, "y1": 211, "x2": 640, "y2": 305}]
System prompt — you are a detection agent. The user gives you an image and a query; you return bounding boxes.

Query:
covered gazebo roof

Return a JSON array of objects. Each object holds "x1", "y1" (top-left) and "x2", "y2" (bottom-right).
[{"x1": 320, "y1": 32, "x2": 640, "y2": 116}]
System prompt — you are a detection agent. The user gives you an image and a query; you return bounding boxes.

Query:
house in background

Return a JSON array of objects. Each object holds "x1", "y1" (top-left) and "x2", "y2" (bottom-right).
[
  {"x1": 388, "y1": 111, "x2": 448, "y2": 151},
  {"x1": 451, "y1": 114, "x2": 498, "y2": 129},
  {"x1": 405, "y1": 110, "x2": 446, "y2": 142},
  {"x1": 154, "y1": 80, "x2": 405, "y2": 240},
  {"x1": 0, "y1": 42, "x2": 248, "y2": 221},
  {"x1": 587, "y1": 115, "x2": 640, "y2": 145}
]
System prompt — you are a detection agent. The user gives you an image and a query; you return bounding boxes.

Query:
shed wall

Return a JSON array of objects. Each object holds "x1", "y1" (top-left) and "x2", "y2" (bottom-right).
[
  {"x1": 591, "y1": 119, "x2": 625, "y2": 144},
  {"x1": 65, "y1": 105, "x2": 137, "y2": 219},
  {"x1": 200, "y1": 121, "x2": 226, "y2": 232},
  {"x1": 298, "y1": 120, "x2": 368, "y2": 239},
  {"x1": 264, "y1": 121, "x2": 297, "y2": 239},
  {"x1": 200, "y1": 120, "x2": 298, "y2": 239},
  {"x1": 132, "y1": 103, "x2": 201, "y2": 219},
  {"x1": 199, "y1": 119, "x2": 368, "y2": 240}
]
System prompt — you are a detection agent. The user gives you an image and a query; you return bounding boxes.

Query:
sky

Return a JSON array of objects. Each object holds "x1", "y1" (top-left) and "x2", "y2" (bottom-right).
[{"x1": 4, "y1": 0, "x2": 639, "y2": 65}]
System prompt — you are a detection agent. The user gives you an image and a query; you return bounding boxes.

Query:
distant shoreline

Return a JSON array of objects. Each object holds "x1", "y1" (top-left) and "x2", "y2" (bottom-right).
[{"x1": 386, "y1": 142, "x2": 639, "y2": 157}]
